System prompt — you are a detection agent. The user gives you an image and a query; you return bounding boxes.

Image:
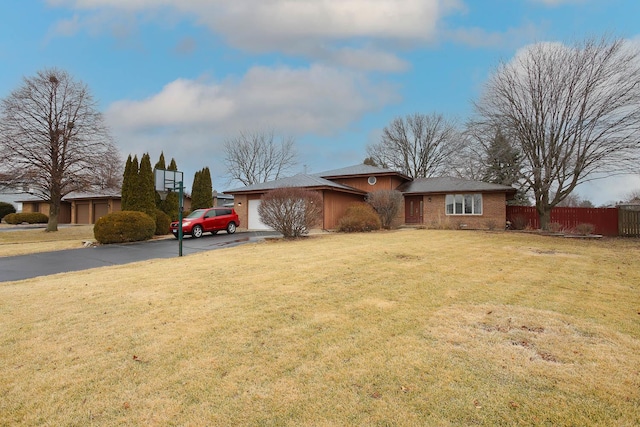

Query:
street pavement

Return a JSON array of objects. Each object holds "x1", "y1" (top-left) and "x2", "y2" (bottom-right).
[{"x1": 0, "y1": 231, "x2": 279, "y2": 282}]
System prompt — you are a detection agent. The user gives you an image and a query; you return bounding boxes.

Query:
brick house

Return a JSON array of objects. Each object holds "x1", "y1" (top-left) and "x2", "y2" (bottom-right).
[{"x1": 226, "y1": 165, "x2": 516, "y2": 230}]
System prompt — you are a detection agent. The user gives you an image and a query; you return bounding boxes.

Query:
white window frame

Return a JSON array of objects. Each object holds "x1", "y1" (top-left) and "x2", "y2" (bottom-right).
[{"x1": 445, "y1": 193, "x2": 483, "y2": 215}]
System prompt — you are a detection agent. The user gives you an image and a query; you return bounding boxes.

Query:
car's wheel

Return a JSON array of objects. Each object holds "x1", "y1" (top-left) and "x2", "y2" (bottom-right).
[
  {"x1": 226, "y1": 222, "x2": 236, "y2": 234},
  {"x1": 192, "y1": 225, "x2": 203, "y2": 238}
]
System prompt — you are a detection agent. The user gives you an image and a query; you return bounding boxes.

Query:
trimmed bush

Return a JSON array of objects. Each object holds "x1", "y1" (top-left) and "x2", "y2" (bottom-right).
[
  {"x1": 0, "y1": 202, "x2": 17, "y2": 221},
  {"x1": 366, "y1": 189, "x2": 403, "y2": 229},
  {"x1": 3, "y1": 212, "x2": 49, "y2": 225},
  {"x1": 94, "y1": 211, "x2": 155, "y2": 244},
  {"x1": 337, "y1": 203, "x2": 381, "y2": 232},
  {"x1": 155, "y1": 209, "x2": 171, "y2": 235}
]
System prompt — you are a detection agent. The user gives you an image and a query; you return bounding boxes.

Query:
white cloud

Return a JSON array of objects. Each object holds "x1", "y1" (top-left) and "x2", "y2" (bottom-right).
[
  {"x1": 46, "y1": 0, "x2": 453, "y2": 71},
  {"x1": 107, "y1": 64, "x2": 399, "y2": 134},
  {"x1": 446, "y1": 22, "x2": 541, "y2": 48},
  {"x1": 105, "y1": 63, "x2": 400, "y2": 188}
]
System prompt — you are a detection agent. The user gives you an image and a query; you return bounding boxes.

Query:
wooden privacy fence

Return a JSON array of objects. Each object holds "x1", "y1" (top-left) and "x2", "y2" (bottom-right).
[
  {"x1": 506, "y1": 206, "x2": 623, "y2": 236},
  {"x1": 618, "y1": 206, "x2": 640, "y2": 237}
]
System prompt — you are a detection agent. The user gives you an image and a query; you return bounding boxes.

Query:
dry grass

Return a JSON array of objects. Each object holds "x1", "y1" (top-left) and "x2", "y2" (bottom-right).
[
  {"x1": 0, "y1": 225, "x2": 95, "y2": 256},
  {"x1": 1, "y1": 230, "x2": 639, "y2": 426}
]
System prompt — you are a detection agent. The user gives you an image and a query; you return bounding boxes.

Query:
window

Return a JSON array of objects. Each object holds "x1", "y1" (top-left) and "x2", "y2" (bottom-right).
[
  {"x1": 367, "y1": 176, "x2": 377, "y2": 185},
  {"x1": 445, "y1": 194, "x2": 482, "y2": 215}
]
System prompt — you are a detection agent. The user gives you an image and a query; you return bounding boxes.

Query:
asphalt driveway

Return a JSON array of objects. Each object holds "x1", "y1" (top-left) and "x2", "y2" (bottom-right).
[{"x1": 0, "y1": 231, "x2": 280, "y2": 283}]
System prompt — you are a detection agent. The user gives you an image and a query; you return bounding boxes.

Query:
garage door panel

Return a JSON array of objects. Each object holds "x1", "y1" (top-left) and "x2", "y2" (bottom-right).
[{"x1": 248, "y1": 199, "x2": 272, "y2": 230}]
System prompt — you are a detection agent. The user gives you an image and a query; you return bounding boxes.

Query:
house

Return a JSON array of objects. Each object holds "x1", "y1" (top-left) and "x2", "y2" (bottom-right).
[
  {"x1": 19, "y1": 190, "x2": 122, "y2": 224},
  {"x1": 226, "y1": 165, "x2": 516, "y2": 230}
]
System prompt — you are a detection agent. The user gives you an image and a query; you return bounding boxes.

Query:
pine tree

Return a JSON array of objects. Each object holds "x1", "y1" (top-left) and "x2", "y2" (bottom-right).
[
  {"x1": 155, "y1": 152, "x2": 166, "y2": 170},
  {"x1": 201, "y1": 167, "x2": 213, "y2": 208},
  {"x1": 154, "y1": 152, "x2": 167, "y2": 210},
  {"x1": 190, "y1": 168, "x2": 213, "y2": 210},
  {"x1": 124, "y1": 155, "x2": 140, "y2": 211},
  {"x1": 121, "y1": 155, "x2": 134, "y2": 210},
  {"x1": 138, "y1": 153, "x2": 156, "y2": 219}
]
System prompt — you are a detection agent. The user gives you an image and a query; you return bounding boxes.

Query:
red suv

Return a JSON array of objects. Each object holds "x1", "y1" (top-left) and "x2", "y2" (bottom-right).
[{"x1": 170, "y1": 207, "x2": 240, "y2": 238}]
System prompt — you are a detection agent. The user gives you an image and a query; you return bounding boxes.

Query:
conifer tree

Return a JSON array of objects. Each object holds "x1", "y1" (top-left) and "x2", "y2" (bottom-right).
[
  {"x1": 138, "y1": 153, "x2": 156, "y2": 219},
  {"x1": 121, "y1": 154, "x2": 134, "y2": 210},
  {"x1": 122, "y1": 155, "x2": 139, "y2": 211},
  {"x1": 190, "y1": 167, "x2": 213, "y2": 210}
]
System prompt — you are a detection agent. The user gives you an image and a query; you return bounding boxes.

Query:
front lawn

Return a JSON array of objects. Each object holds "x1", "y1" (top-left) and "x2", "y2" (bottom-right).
[{"x1": 1, "y1": 230, "x2": 638, "y2": 425}]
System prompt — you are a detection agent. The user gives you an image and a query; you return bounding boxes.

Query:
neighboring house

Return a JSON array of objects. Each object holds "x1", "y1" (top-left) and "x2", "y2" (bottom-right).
[
  {"x1": 226, "y1": 164, "x2": 516, "y2": 230},
  {"x1": 0, "y1": 188, "x2": 24, "y2": 213},
  {"x1": 19, "y1": 190, "x2": 122, "y2": 224}
]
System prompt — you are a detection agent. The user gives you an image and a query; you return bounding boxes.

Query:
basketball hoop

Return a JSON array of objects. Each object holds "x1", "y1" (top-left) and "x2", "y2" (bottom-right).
[
  {"x1": 157, "y1": 190, "x2": 170, "y2": 201},
  {"x1": 154, "y1": 168, "x2": 185, "y2": 256}
]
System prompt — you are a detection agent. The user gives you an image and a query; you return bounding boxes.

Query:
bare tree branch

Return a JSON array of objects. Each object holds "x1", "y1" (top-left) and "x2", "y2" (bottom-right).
[
  {"x1": 0, "y1": 68, "x2": 120, "y2": 231},
  {"x1": 366, "y1": 112, "x2": 462, "y2": 178},
  {"x1": 224, "y1": 130, "x2": 297, "y2": 186},
  {"x1": 474, "y1": 37, "x2": 640, "y2": 228}
]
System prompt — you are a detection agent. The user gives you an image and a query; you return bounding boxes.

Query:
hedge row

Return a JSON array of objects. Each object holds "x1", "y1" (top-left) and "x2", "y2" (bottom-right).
[{"x1": 3, "y1": 212, "x2": 49, "y2": 224}]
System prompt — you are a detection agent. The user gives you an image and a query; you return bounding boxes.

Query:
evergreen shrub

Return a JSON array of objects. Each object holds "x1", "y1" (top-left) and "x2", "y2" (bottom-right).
[
  {"x1": 155, "y1": 209, "x2": 171, "y2": 235},
  {"x1": 94, "y1": 211, "x2": 155, "y2": 244},
  {"x1": 337, "y1": 203, "x2": 381, "y2": 232},
  {"x1": 0, "y1": 202, "x2": 17, "y2": 221},
  {"x1": 3, "y1": 212, "x2": 48, "y2": 224}
]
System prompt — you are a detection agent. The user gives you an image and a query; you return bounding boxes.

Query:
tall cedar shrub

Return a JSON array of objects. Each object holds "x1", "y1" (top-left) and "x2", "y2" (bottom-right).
[
  {"x1": 366, "y1": 189, "x2": 403, "y2": 229},
  {"x1": 121, "y1": 155, "x2": 135, "y2": 211},
  {"x1": 258, "y1": 187, "x2": 323, "y2": 238},
  {"x1": 122, "y1": 155, "x2": 139, "y2": 211},
  {"x1": 154, "y1": 152, "x2": 167, "y2": 211},
  {"x1": 337, "y1": 203, "x2": 381, "y2": 232},
  {"x1": 137, "y1": 153, "x2": 156, "y2": 220},
  {"x1": 0, "y1": 201, "x2": 17, "y2": 221},
  {"x1": 94, "y1": 211, "x2": 155, "y2": 244},
  {"x1": 191, "y1": 167, "x2": 213, "y2": 210}
]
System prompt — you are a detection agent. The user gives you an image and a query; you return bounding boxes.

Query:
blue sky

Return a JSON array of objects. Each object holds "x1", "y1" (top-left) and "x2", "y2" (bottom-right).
[{"x1": 1, "y1": 0, "x2": 639, "y2": 204}]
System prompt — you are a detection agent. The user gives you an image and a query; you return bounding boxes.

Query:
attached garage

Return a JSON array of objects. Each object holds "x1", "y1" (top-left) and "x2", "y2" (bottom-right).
[{"x1": 248, "y1": 199, "x2": 271, "y2": 230}]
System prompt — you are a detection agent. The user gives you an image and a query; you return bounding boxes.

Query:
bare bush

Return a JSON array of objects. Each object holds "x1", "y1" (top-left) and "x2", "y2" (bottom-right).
[
  {"x1": 258, "y1": 187, "x2": 322, "y2": 238},
  {"x1": 366, "y1": 190, "x2": 403, "y2": 229}
]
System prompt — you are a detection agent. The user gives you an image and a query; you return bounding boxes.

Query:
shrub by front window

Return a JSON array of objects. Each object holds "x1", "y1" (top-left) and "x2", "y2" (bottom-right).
[
  {"x1": 446, "y1": 194, "x2": 482, "y2": 215},
  {"x1": 0, "y1": 202, "x2": 17, "y2": 221}
]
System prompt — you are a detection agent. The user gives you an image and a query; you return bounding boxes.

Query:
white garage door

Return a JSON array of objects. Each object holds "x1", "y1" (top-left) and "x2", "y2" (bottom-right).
[{"x1": 248, "y1": 199, "x2": 272, "y2": 230}]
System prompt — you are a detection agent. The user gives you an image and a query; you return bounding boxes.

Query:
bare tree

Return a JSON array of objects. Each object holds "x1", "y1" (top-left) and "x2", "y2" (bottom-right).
[
  {"x1": 224, "y1": 130, "x2": 297, "y2": 186},
  {"x1": 258, "y1": 187, "x2": 323, "y2": 238},
  {"x1": 366, "y1": 112, "x2": 462, "y2": 178},
  {"x1": 474, "y1": 37, "x2": 640, "y2": 228},
  {"x1": 0, "y1": 68, "x2": 119, "y2": 231}
]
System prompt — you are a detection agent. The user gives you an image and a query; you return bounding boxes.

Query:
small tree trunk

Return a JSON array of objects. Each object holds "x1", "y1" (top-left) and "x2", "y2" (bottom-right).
[{"x1": 47, "y1": 199, "x2": 60, "y2": 232}]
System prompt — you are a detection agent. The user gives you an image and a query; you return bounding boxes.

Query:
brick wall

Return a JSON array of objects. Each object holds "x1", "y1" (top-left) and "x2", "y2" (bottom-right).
[{"x1": 420, "y1": 192, "x2": 507, "y2": 229}]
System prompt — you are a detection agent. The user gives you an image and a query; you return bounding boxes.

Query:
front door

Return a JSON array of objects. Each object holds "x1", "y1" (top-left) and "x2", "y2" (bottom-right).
[{"x1": 405, "y1": 196, "x2": 423, "y2": 224}]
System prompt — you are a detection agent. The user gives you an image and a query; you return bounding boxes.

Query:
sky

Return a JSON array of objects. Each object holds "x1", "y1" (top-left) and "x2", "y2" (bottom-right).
[{"x1": 1, "y1": 0, "x2": 639, "y2": 205}]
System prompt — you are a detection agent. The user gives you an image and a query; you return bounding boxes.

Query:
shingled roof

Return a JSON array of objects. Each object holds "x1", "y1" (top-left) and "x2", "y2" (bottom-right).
[
  {"x1": 226, "y1": 173, "x2": 365, "y2": 194},
  {"x1": 315, "y1": 164, "x2": 411, "y2": 181},
  {"x1": 398, "y1": 176, "x2": 516, "y2": 194}
]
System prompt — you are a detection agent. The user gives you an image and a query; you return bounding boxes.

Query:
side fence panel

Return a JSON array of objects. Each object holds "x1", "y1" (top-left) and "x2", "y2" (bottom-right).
[
  {"x1": 506, "y1": 206, "x2": 620, "y2": 236},
  {"x1": 619, "y1": 209, "x2": 640, "y2": 237}
]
